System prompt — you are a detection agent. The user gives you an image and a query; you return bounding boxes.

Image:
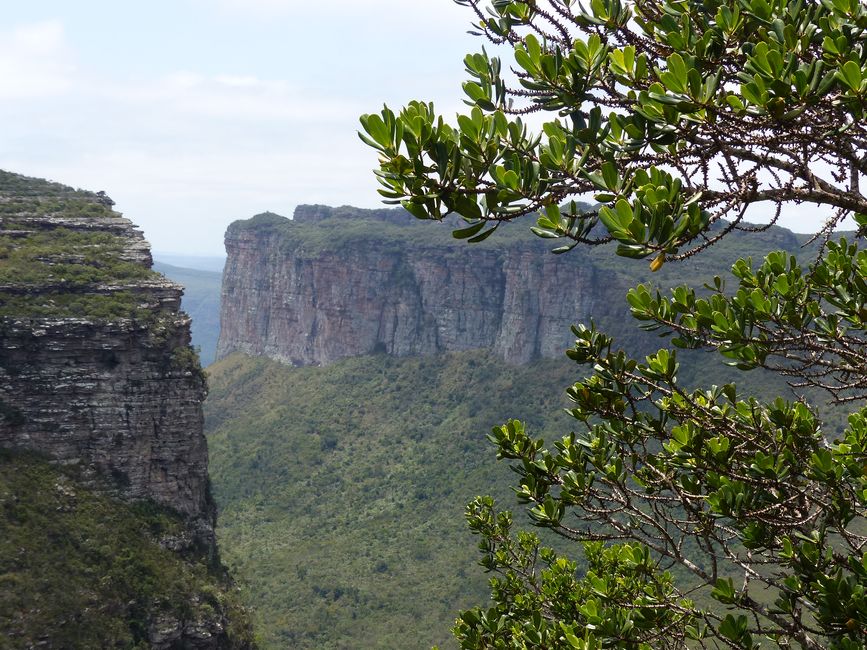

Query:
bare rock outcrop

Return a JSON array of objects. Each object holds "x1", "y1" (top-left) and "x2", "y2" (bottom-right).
[
  {"x1": 0, "y1": 316, "x2": 210, "y2": 520},
  {"x1": 216, "y1": 206, "x2": 627, "y2": 366},
  {"x1": 0, "y1": 171, "x2": 211, "y2": 524}
]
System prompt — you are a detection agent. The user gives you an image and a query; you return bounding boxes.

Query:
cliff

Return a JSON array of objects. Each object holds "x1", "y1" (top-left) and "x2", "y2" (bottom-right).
[
  {"x1": 0, "y1": 171, "x2": 254, "y2": 649},
  {"x1": 217, "y1": 205, "x2": 629, "y2": 366},
  {"x1": 0, "y1": 170, "x2": 211, "y2": 525},
  {"x1": 217, "y1": 205, "x2": 810, "y2": 368}
]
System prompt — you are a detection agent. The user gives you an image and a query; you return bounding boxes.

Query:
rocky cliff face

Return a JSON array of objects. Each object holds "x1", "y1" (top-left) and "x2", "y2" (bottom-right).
[
  {"x1": 217, "y1": 206, "x2": 628, "y2": 366},
  {"x1": 0, "y1": 317, "x2": 210, "y2": 520},
  {"x1": 0, "y1": 171, "x2": 211, "y2": 524},
  {"x1": 0, "y1": 171, "x2": 253, "y2": 649}
]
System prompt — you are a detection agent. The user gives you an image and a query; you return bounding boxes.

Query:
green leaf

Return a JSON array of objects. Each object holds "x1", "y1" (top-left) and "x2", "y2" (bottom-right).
[
  {"x1": 452, "y1": 220, "x2": 487, "y2": 239},
  {"x1": 468, "y1": 225, "x2": 498, "y2": 243},
  {"x1": 360, "y1": 113, "x2": 390, "y2": 147},
  {"x1": 711, "y1": 577, "x2": 737, "y2": 604},
  {"x1": 551, "y1": 241, "x2": 579, "y2": 254},
  {"x1": 531, "y1": 227, "x2": 562, "y2": 239},
  {"x1": 402, "y1": 201, "x2": 431, "y2": 220},
  {"x1": 601, "y1": 161, "x2": 618, "y2": 190},
  {"x1": 667, "y1": 53, "x2": 687, "y2": 84},
  {"x1": 838, "y1": 60, "x2": 863, "y2": 91}
]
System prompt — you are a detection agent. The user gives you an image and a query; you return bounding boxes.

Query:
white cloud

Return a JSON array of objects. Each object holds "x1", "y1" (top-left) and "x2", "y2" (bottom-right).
[
  {"x1": 0, "y1": 48, "x2": 392, "y2": 254},
  {"x1": 0, "y1": 21, "x2": 74, "y2": 99}
]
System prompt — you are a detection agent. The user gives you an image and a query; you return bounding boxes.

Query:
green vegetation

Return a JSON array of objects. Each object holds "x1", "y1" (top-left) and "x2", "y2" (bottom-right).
[
  {"x1": 0, "y1": 169, "x2": 117, "y2": 220},
  {"x1": 231, "y1": 208, "x2": 591, "y2": 259},
  {"x1": 0, "y1": 197, "x2": 116, "y2": 219},
  {"x1": 0, "y1": 291, "x2": 154, "y2": 320},
  {"x1": 204, "y1": 348, "x2": 812, "y2": 649},
  {"x1": 0, "y1": 171, "x2": 168, "y2": 320},
  {"x1": 360, "y1": 0, "x2": 867, "y2": 647},
  {"x1": 171, "y1": 345, "x2": 208, "y2": 383},
  {"x1": 205, "y1": 351, "x2": 574, "y2": 649},
  {"x1": 0, "y1": 228, "x2": 157, "y2": 285},
  {"x1": 0, "y1": 449, "x2": 255, "y2": 649}
]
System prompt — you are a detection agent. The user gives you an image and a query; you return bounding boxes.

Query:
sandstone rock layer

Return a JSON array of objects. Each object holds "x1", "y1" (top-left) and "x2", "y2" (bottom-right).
[
  {"x1": 0, "y1": 171, "x2": 211, "y2": 522},
  {"x1": 217, "y1": 206, "x2": 627, "y2": 366}
]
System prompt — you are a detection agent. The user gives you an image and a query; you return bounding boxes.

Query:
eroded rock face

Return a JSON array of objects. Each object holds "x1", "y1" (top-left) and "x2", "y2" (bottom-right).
[
  {"x1": 0, "y1": 316, "x2": 210, "y2": 519},
  {"x1": 216, "y1": 206, "x2": 626, "y2": 366},
  {"x1": 0, "y1": 171, "x2": 252, "y2": 650},
  {"x1": 0, "y1": 171, "x2": 251, "y2": 649},
  {"x1": 0, "y1": 173, "x2": 212, "y2": 525}
]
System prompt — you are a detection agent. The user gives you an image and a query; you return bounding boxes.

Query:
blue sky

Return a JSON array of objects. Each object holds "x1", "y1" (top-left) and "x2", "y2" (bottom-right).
[
  {"x1": 0, "y1": 1, "x2": 843, "y2": 255},
  {"x1": 0, "y1": 1, "x2": 477, "y2": 254}
]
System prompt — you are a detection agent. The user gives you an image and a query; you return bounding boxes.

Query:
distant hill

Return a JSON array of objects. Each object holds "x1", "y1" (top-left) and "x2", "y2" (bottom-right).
[
  {"x1": 216, "y1": 204, "x2": 826, "y2": 368},
  {"x1": 153, "y1": 261, "x2": 222, "y2": 366},
  {"x1": 153, "y1": 252, "x2": 226, "y2": 272}
]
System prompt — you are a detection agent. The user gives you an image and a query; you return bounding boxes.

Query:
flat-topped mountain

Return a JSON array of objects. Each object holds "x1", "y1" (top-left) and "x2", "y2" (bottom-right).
[
  {"x1": 216, "y1": 204, "x2": 807, "y2": 367},
  {"x1": 217, "y1": 204, "x2": 631, "y2": 366}
]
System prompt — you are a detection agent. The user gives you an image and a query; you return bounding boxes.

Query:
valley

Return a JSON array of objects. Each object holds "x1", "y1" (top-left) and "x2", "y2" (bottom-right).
[
  {"x1": 155, "y1": 204, "x2": 839, "y2": 648},
  {"x1": 0, "y1": 173, "x2": 853, "y2": 649},
  {"x1": 3, "y1": 2, "x2": 865, "y2": 647}
]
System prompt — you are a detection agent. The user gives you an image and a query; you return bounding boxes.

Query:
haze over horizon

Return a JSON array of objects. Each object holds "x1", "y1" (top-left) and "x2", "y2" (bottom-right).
[{"x1": 0, "y1": 1, "x2": 847, "y2": 255}]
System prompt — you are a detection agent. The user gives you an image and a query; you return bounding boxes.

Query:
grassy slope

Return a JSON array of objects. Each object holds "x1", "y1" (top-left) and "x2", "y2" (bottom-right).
[
  {"x1": 0, "y1": 170, "x2": 164, "y2": 320},
  {"x1": 204, "y1": 344, "x2": 828, "y2": 649},
  {"x1": 206, "y1": 352, "x2": 577, "y2": 649},
  {"x1": 0, "y1": 450, "x2": 255, "y2": 649}
]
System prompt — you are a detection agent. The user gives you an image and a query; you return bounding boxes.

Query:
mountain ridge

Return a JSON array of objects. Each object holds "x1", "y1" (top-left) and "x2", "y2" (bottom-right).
[{"x1": 216, "y1": 204, "x2": 631, "y2": 366}]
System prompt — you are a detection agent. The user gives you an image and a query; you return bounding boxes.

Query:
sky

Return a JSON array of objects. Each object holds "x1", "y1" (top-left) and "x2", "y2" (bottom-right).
[
  {"x1": 0, "y1": 1, "x2": 478, "y2": 255},
  {"x1": 0, "y1": 2, "x2": 849, "y2": 256}
]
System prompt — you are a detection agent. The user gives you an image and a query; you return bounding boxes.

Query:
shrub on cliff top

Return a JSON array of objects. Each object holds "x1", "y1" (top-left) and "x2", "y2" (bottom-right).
[
  {"x1": 362, "y1": 0, "x2": 867, "y2": 648},
  {"x1": 0, "y1": 172, "x2": 166, "y2": 321}
]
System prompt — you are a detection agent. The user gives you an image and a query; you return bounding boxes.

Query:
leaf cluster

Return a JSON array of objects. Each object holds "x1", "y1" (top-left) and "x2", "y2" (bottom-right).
[
  {"x1": 361, "y1": 0, "x2": 867, "y2": 264},
  {"x1": 476, "y1": 305, "x2": 867, "y2": 647},
  {"x1": 628, "y1": 239, "x2": 867, "y2": 399},
  {"x1": 457, "y1": 496, "x2": 696, "y2": 649}
]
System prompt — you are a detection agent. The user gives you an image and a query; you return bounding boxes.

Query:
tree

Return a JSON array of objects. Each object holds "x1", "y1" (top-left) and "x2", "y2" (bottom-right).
[{"x1": 361, "y1": 1, "x2": 867, "y2": 648}]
